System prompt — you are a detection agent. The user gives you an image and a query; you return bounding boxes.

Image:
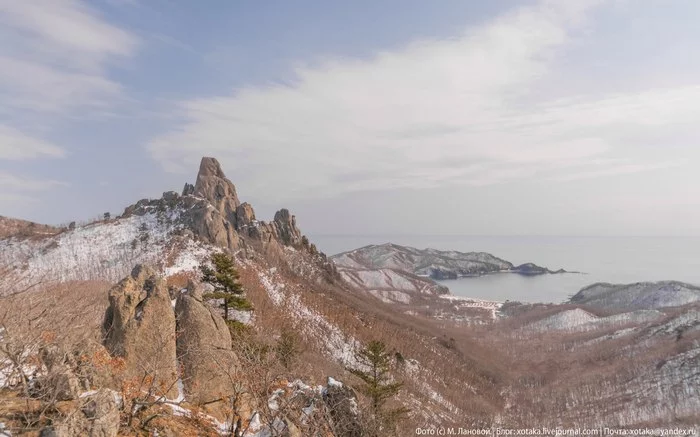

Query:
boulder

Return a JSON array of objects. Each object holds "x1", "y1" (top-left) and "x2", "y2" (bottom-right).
[
  {"x1": 175, "y1": 282, "x2": 238, "y2": 405},
  {"x1": 103, "y1": 265, "x2": 179, "y2": 398},
  {"x1": 49, "y1": 367, "x2": 82, "y2": 401},
  {"x1": 50, "y1": 389, "x2": 121, "y2": 437},
  {"x1": 322, "y1": 378, "x2": 362, "y2": 437},
  {"x1": 35, "y1": 345, "x2": 82, "y2": 401},
  {"x1": 162, "y1": 191, "x2": 179, "y2": 204}
]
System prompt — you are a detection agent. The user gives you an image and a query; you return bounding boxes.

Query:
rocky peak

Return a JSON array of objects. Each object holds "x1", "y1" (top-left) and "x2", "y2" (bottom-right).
[
  {"x1": 119, "y1": 157, "x2": 318, "y2": 256},
  {"x1": 193, "y1": 157, "x2": 240, "y2": 211}
]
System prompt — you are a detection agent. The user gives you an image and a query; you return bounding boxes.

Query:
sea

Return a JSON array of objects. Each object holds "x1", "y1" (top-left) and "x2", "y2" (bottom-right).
[{"x1": 308, "y1": 235, "x2": 700, "y2": 304}]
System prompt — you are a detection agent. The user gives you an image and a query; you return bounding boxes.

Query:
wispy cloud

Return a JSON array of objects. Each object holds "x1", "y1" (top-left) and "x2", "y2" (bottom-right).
[
  {"x1": 147, "y1": 0, "x2": 691, "y2": 202},
  {"x1": 0, "y1": 172, "x2": 69, "y2": 192},
  {"x1": 0, "y1": 173, "x2": 69, "y2": 213},
  {"x1": 0, "y1": 0, "x2": 134, "y2": 217},
  {"x1": 0, "y1": 125, "x2": 65, "y2": 160},
  {"x1": 0, "y1": 0, "x2": 138, "y2": 113}
]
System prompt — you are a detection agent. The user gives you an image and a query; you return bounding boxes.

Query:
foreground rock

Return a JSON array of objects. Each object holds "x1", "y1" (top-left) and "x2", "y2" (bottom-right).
[
  {"x1": 44, "y1": 389, "x2": 121, "y2": 437},
  {"x1": 322, "y1": 378, "x2": 362, "y2": 437},
  {"x1": 332, "y1": 243, "x2": 568, "y2": 280},
  {"x1": 103, "y1": 265, "x2": 179, "y2": 398},
  {"x1": 175, "y1": 281, "x2": 238, "y2": 406},
  {"x1": 569, "y1": 281, "x2": 700, "y2": 310}
]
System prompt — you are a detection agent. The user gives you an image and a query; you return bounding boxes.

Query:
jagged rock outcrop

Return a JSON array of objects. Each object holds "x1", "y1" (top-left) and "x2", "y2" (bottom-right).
[
  {"x1": 185, "y1": 197, "x2": 241, "y2": 250},
  {"x1": 102, "y1": 265, "x2": 178, "y2": 398},
  {"x1": 182, "y1": 182, "x2": 195, "y2": 196},
  {"x1": 272, "y1": 209, "x2": 303, "y2": 246},
  {"x1": 236, "y1": 202, "x2": 256, "y2": 227},
  {"x1": 175, "y1": 281, "x2": 238, "y2": 406},
  {"x1": 119, "y1": 157, "x2": 310, "y2": 255}
]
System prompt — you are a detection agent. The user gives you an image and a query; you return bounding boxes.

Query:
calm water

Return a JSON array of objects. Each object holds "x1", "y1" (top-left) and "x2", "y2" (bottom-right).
[{"x1": 309, "y1": 235, "x2": 700, "y2": 303}]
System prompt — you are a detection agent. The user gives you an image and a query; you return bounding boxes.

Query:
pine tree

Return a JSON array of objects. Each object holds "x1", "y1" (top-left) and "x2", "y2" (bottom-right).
[
  {"x1": 275, "y1": 328, "x2": 300, "y2": 370},
  {"x1": 200, "y1": 252, "x2": 251, "y2": 321},
  {"x1": 348, "y1": 340, "x2": 410, "y2": 436}
]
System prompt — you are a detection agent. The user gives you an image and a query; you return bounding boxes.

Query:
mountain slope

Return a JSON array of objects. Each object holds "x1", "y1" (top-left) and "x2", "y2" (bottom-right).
[
  {"x1": 0, "y1": 158, "x2": 507, "y2": 434},
  {"x1": 569, "y1": 281, "x2": 700, "y2": 310},
  {"x1": 2, "y1": 157, "x2": 699, "y2": 434}
]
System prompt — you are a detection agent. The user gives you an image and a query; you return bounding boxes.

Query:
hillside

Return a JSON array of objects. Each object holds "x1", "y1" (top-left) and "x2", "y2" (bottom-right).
[
  {"x1": 1, "y1": 158, "x2": 699, "y2": 435},
  {"x1": 569, "y1": 281, "x2": 700, "y2": 310},
  {"x1": 0, "y1": 216, "x2": 64, "y2": 240},
  {"x1": 0, "y1": 158, "x2": 508, "y2": 435}
]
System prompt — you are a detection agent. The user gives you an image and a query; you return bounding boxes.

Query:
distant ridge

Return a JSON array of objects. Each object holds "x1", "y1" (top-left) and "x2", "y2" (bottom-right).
[
  {"x1": 331, "y1": 242, "x2": 571, "y2": 280},
  {"x1": 569, "y1": 280, "x2": 700, "y2": 310}
]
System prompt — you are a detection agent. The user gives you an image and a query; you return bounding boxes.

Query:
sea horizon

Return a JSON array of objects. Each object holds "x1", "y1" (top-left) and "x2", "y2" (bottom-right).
[{"x1": 311, "y1": 234, "x2": 700, "y2": 303}]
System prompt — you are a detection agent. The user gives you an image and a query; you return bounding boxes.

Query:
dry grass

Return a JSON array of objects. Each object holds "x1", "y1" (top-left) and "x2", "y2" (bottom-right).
[
  {"x1": 238, "y1": 257, "x2": 510, "y2": 429},
  {"x1": 0, "y1": 216, "x2": 64, "y2": 240},
  {"x1": 471, "y1": 303, "x2": 700, "y2": 427},
  {"x1": 3, "y1": 250, "x2": 698, "y2": 433}
]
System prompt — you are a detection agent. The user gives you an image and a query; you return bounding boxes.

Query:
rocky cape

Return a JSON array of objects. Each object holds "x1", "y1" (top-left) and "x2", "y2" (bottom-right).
[{"x1": 331, "y1": 243, "x2": 571, "y2": 281}]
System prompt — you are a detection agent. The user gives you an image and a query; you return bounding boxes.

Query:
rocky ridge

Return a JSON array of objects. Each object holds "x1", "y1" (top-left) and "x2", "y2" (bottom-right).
[{"x1": 0, "y1": 157, "x2": 336, "y2": 290}]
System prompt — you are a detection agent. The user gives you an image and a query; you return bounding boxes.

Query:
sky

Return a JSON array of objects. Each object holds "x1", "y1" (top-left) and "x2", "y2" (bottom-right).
[{"x1": 1, "y1": 0, "x2": 699, "y2": 236}]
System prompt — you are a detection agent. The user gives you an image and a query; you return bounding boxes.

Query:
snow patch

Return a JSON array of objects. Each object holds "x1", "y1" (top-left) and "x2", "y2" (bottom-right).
[
  {"x1": 327, "y1": 376, "x2": 343, "y2": 388},
  {"x1": 258, "y1": 270, "x2": 362, "y2": 368}
]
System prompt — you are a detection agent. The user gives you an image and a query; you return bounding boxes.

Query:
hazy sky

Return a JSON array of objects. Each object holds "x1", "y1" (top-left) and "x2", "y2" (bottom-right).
[{"x1": 1, "y1": 0, "x2": 699, "y2": 236}]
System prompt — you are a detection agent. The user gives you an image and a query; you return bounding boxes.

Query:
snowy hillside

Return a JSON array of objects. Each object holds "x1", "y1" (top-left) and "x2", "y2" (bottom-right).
[
  {"x1": 525, "y1": 308, "x2": 663, "y2": 332},
  {"x1": 570, "y1": 281, "x2": 700, "y2": 310},
  {"x1": 0, "y1": 206, "x2": 214, "y2": 292}
]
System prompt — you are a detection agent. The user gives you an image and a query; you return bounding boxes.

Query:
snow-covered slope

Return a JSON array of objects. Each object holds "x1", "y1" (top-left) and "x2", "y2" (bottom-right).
[
  {"x1": 524, "y1": 308, "x2": 599, "y2": 331},
  {"x1": 0, "y1": 205, "x2": 221, "y2": 295},
  {"x1": 338, "y1": 266, "x2": 448, "y2": 303},
  {"x1": 525, "y1": 308, "x2": 664, "y2": 332},
  {"x1": 569, "y1": 281, "x2": 700, "y2": 310}
]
